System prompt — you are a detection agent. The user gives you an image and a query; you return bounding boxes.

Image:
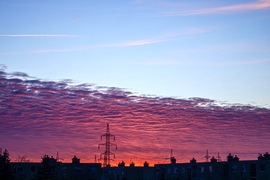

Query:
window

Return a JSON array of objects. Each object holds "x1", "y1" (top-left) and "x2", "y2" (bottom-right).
[
  {"x1": 167, "y1": 167, "x2": 171, "y2": 174},
  {"x1": 16, "y1": 166, "x2": 23, "y2": 173},
  {"x1": 260, "y1": 164, "x2": 266, "y2": 172},
  {"x1": 223, "y1": 164, "x2": 229, "y2": 177},
  {"x1": 250, "y1": 164, "x2": 256, "y2": 177},
  {"x1": 174, "y1": 167, "x2": 178, "y2": 173},
  {"x1": 61, "y1": 167, "x2": 67, "y2": 177},
  {"x1": 90, "y1": 167, "x2": 97, "y2": 173},
  {"x1": 30, "y1": 166, "x2": 37, "y2": 173},
  {"x1": 180, "y1": 167, "x2": 185, "y2": 173},
  {"x1": 200, "y1": 166, "x2": 204, "y2": 173},
  {"x1": 187, "y1": 167, "x2": 191, "y2": 174},
  {"x1": 232, "y1": 164, "x2": 237, "y2": 172},
  {"x1": 241, "y1": 165, "x2": 246, "y2": 172},
  {"x1": 192, "y1": 166, "x2": 197, "y2": 177},
  {"x1": 156, "y1": 167, "x2": 160, "y2": 173},
  {"x1": 74, "y1": 167, "x2": 82, "y2": 173},
  {"x1": 187, "y1": 167, "x2": 192, "y2": 178},
  {"x1": 209, "y1": 166, "x2": 212, "y2": 173},
  {"x1": 61, "y1": 167, "x2": 67, "y2": 172}
]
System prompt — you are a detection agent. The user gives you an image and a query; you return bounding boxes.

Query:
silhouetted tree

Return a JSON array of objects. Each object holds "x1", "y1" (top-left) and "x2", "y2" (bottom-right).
[
  {"x1": 34, "y1": 155, "x2": 56, "y2": 180},
  {"x1": 16, "y1": 155, "x2": 30, "y2": 162},
  {"x1": 0, "y1": 149, "x2": 13, "y2": 179}
]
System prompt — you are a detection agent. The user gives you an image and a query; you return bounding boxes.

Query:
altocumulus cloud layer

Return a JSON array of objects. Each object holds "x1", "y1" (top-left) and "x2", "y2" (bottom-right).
[{"x1": 0, "y1": 68, "x2": 270, "y2": 165}]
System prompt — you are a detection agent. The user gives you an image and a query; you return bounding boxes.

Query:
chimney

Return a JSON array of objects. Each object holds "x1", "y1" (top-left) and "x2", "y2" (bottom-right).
[
  {"x1": 190, "y1": 157, "x2": 196, "y2": 163},
  {"x1": 171, "y1": 157, "x2": 176, "y2": 164},
  {"x1": 144, "y1": 161, "x2": 149, "y2": 167},
  {"x1": 233, "y1": 155, "x2": 239, "y2": 162},
  {"x1": 130, "y1": 162, "x2": 135, "y2": 167},
  {"x1": 264, "y1": 152, "x2": 270, "y2": 160},
  {"x1": 72, "y1": 155, "x2": 80, "y2": 164},
  {"x1": 227, "y1": 153, "x2": 233, "y2": 162},
  {"x1": 210, "y1": 156, "x2": 217, "y2": 163}
]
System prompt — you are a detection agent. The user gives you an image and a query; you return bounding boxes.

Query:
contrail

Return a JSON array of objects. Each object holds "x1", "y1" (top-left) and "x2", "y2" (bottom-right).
[{"x1": 0, "y1": 34, "x2": 78, "y2": 37}]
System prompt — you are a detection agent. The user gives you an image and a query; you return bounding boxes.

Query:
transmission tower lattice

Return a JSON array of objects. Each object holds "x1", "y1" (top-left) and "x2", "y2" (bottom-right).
[
  {"x1": 217, "y1": 152, "x2": 222, "y2": 162},
  {"x1": 98, "y1": 123, "x2": 117, "y2": 167},
  {"x1": 204, "y1": 149, "x2": 211, "y2": 162}
]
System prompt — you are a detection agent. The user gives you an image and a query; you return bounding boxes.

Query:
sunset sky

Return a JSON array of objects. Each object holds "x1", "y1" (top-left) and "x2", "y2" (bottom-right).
[{"x1": 0, "y1": 0, "x2": 270, "y2": 166}]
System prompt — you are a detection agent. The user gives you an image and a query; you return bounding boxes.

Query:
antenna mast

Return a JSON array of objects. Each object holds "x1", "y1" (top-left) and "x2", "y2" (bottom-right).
[
  {"x1": 217, "y1": 152, "x2": 222, "y2": 162},
  {"x1": 170, "y1": 149, "x2": 173, "y2": 158},
  {"x1": 204, "y1": 149, "x2": 211, "y2": 162},
  {"x1": 98, "y1": 123, "x2": 117, "y2": 167},
  {"x1": 56, "y1": 151, "x2": 59, "y2": 162}
]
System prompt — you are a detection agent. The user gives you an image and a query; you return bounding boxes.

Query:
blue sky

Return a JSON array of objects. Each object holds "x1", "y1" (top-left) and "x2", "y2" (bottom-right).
[{"x1": 1, "y1": 0, "x2": 270, "y2": 106}]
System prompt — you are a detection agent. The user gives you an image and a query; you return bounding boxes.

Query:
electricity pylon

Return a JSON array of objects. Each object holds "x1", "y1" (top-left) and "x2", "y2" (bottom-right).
[
  {"x1": 204, "y1": 149, "x2": 211, "y2": 162},
  {"x1": 98, "y1": 123, "x2": 117, "y2": 167}
]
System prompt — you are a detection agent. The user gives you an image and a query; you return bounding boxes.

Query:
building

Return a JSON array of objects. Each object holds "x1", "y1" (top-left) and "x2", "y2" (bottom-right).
[
  {"x1": 101, "y1": 161, "x2": 154, "y2": 180},
  {"x1": 10, "y1": 152, "x2": 270, "y2": 180},
  {"x1": 11, "y1": 157, "x2": 153, "y2": 180},
  {"x1": 154, "y1": 152, "x2": 270, "y2": 180},
  {"x1": 11, "y1": 155, "x2": 101, "y2": 180}
]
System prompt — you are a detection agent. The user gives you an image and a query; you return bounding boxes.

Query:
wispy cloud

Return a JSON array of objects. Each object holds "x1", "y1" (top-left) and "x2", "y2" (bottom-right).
[
  {"x1": 92, "y1": 39, "x2": 165, "y2": 48},
  {"x1": 0, "y1": 64, "x2": 7, "y2": 71},
  {"x1": 156, "y1": 0, "x2": 270, "y2": 16},
  {"x1": 0, "y1": 49, "x2": 74, "y2": 55},
  {"x1": 213, "y1": 58, "x2": 270, "y2": 66},
  {"x1": 31, "y1": 49, "x2": 74, "y2": 53},
  {"x1": 0, "y1": 34, "x2": 79, "y2": 37},
  {"x1": 125, "y1": 58, "x2": 270, "y2": 67},
  {"x1": 190, "y1": 0, "x2": 270, "y2": 15},
  {"x1": 0, "y1": 38, "x2": 164, "y2": 55},
  {"x1": 90, "y1": 29, "x2": 206, "y2": 48},
  {"x1": 125, "y1": 60, "x2": 185, "y2": 66},
  {"x1": 0, "y1": 28, "x2": 211, "y2": 55},
  {"x1": 0, "y1": 39, "x2": 162, "y2": 55}
]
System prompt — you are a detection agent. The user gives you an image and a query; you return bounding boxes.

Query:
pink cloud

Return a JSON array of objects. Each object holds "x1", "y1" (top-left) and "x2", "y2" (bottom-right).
[
  {"x1": 158, "y1": 0, "x2": 270, "y2": 16},
  {"x1": 1, "y1": 69, "x2": 269, "y2": 166},
  {"x1": 190, "y1": 0, "x2": 270, "y2": 15}
]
